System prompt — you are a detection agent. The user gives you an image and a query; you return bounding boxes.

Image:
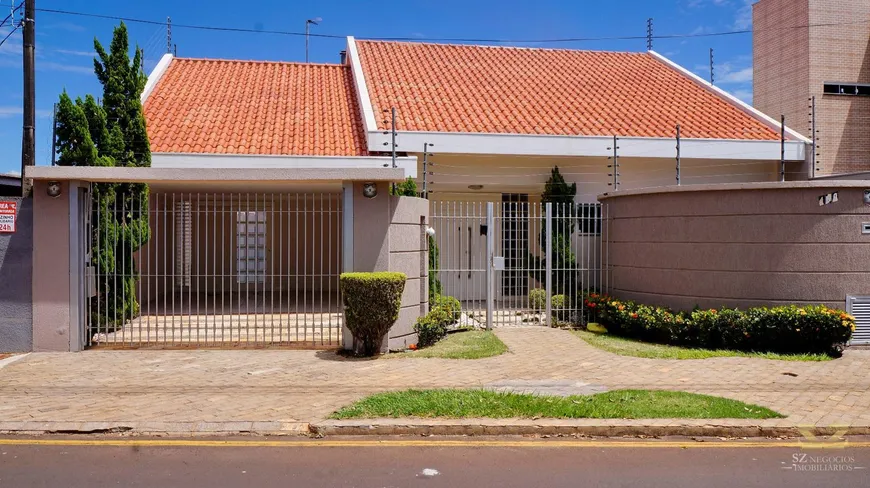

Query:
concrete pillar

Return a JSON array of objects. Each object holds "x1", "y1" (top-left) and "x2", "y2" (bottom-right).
[{"x1": 32, "y1": 180, "x2": 71, "y2": 351}]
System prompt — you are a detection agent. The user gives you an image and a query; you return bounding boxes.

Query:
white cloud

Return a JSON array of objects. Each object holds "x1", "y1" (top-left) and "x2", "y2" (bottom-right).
[
  {"x1": 0, "y1": 106, "x2": 54, "y2": 119},
  {"x1": 730, "y1": 89, "x2": 753, "y2": 104},
  {"x1": 733, "y1": 0, "x2": 754, "y2": 30},
  {"x1": 718, "y1": 66, "x2": 753, "y2": 84},
  {"x1": 38, "y1": 61, "x2": 93, "y2": 74},
  {"x1": 53, "y1": 49, "x2": 96, "y2": 57}
]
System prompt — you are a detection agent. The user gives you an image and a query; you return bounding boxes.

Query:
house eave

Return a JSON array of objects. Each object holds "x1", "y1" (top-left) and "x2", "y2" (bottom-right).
[
  {"x1": 151, "y1": 152, "x2": 417, "y2": 178},
  {"x1": 366, "y1": 130, "x2": 807, "y2": 161}
]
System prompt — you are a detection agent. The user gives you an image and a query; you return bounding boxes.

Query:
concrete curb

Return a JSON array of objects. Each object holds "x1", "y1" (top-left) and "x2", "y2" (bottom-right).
[
  {"x1": 0, "y1": 421, "x2": 310, "y2": 436},
  {"x1": 2, "y1": 419, "x2": 868, "y2": 439},
  {"x1": 310, "y1": 419, "x2": 870, "y2": 438},
  {"x1": 0, "y1": 353, "x2": 29, "y2": 370}
]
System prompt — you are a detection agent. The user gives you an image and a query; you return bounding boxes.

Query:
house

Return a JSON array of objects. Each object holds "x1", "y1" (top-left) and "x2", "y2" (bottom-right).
[
  {"x1": 138, "y1": 39, "x2": 810, "y2": 304},
  {"x1": 23, "y1": 37, "x2": 817, "y2": 350},
  {"x1": 0, "y1": 172, "x2": 21, "y2": 197}
]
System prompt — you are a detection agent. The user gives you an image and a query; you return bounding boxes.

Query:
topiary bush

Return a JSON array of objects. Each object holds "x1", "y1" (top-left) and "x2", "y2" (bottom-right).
[
  {"x1": 340, "y1": 272, "x2": 406, "y2": 356},
  {"x1": 551, "y1": 294, "x2": 571, "y2": 324},
  {"x1": 414, "y1": 308, "x2": 450, "y2": 347},
  {"x1": 433, "y1": 294, "x2": 461, "y2": 322},
  {"x1": 529, "y1": 288, "x2": 546, "y2": 310},
  {"x1": 582, "y1": 292, "x2": 855, "y2": 355},
  {"x1": 414, "y1": 295, "x2": 461, "y2": 348}
]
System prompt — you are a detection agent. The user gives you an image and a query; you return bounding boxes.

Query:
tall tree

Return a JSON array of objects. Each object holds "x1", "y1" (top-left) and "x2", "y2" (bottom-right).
[
  {"x1": 54, "y1": 22, "x2": 150, "y2": 331},
  {"x1": 530, "y1": 167, "x2": 578, "y2": 296}
]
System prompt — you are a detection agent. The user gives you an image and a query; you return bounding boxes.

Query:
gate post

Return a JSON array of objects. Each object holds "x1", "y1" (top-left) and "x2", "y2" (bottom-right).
[
  {"x1": 485, "y1": 202, "x2": 494, "y2": 330},
  {"x1": 545, "y1": 202, "x2": 552, "y2": 327}
]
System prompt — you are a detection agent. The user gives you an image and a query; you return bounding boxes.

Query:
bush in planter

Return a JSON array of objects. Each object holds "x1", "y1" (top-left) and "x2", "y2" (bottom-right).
[
  {"x1": 340, "y1": 272, "x2": 406, "y2": 356},
  {"x1": 581, "y1": 292, "x2": 855, "y2": 355}
]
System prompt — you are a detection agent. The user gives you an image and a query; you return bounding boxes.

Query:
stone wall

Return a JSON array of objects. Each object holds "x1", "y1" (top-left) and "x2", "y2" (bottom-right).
[{"x1": 601, "y1": 181, "x2": 870, "y2": 311}]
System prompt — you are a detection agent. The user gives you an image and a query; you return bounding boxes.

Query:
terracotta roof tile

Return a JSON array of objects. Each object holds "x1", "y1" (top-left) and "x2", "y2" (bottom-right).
[
  {"x1": 144, "y1": 58, "x2": 367, "y2": 156},
  {"x1": 356, "y1": 41, "x2": 779, "y2": 141}
]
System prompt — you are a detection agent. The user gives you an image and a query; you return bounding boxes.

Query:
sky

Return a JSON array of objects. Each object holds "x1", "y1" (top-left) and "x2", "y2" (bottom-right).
[{"x1": 0, "y1": 0, "x2": 757, "y2": 175}]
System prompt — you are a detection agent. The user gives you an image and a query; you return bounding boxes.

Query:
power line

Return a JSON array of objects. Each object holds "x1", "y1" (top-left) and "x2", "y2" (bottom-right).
[
  {"x1": 34, "y1": 6, "x2": 870, "y2": 45},
  {"x1": 0, "y1": 1, "x2": 23, "y2": 28},
  {"x1": 0, "y1": 20, "x2": 20, "y2": 49}
]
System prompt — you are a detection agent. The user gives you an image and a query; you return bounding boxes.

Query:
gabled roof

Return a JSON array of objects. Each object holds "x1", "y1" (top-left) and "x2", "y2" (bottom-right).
[
  {"x1": 353, "y1": 40, "x2": 781, "y2": 141},
  {"x1": 143, "y1": 58, "x2": 367, "y2": 156}
]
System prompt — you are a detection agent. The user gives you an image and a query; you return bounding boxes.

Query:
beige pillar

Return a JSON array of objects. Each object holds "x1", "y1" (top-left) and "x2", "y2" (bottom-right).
[{"x1": 32, "y1": 180, "x2": 72, "y2": 351}]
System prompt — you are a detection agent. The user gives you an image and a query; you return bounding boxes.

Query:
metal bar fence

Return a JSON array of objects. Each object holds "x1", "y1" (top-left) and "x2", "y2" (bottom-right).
[
  {"x1": 86, "y1": 191, "x2": 343, "y2": 348},
  {"x1": 430, "y1": 200, "x2": 604, "y2": 329}
]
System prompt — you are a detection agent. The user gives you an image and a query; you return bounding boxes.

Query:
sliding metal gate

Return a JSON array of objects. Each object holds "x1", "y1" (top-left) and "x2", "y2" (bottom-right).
[
  {"x1": 430, "y1": 200, "x2": 606, "y2": 328},
  {"x1": 84, "y1": 189, "x2": 343, "y2": 348}
]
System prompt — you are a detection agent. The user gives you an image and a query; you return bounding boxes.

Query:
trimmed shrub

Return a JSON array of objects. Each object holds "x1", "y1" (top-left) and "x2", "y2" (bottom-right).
[
  {"x1": 551, "y1": 294, "x2": 571, "y2": 324},
  {"x1": 340, "y1": 272, "x2": 406, "y2": 356},
  {"x1": 414, "y1": 295, "x2": 462, "y2": 348},
  {"x1": 415, "y1": 309, "x2": 449, "y2": 347},
  {"x1": 433, "y1": 294, "x2": 462, "y2": 322},
  {"x1": 529, "y1": 288, "x2": 547, "y2": 310},
  {"x1": 582, "y1": 293, "x2": 854, "y2": 355}
]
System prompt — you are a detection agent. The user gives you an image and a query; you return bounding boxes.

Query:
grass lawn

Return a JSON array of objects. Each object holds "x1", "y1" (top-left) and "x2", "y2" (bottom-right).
[
  {"x1": 390, "y1": 330, "x2": 508, "y2": 359},
  {"x1": 573, "y1": 329, "x2": 833, "y2": 362},
  {"x1": 331, "y1": 389, "x2": 783, "y2": 419}
]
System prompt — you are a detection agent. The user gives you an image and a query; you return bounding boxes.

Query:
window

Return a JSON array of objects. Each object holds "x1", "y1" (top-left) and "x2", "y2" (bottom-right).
[
  {"x1": 236, "y1": 211, "x2": 266, "y2": 284},
  {"x1": 578, "y1": 203, "x2": 602, "y2": 235},
  {"x1": 823, "y1": 82, "x2": 870, "y2": 97}
]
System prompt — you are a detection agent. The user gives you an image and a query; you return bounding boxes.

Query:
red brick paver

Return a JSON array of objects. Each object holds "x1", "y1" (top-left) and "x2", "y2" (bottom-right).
[{"x1": 0, "y1": 328, "x2": 867, "y2": 427}]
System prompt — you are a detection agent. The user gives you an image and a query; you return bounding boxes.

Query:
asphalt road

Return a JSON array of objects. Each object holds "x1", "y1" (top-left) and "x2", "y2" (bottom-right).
[{"x1": 0, "y1": 437, "x2": 868, "y2": 487}]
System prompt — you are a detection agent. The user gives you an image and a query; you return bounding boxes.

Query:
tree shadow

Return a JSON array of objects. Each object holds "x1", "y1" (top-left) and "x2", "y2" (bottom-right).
[{"x1": 314, "y1": 349, "x2": 379, "y2": 362}]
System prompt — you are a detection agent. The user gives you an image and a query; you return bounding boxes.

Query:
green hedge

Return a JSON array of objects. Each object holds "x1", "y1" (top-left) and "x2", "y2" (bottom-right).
[
  {"x1": 583, "y1": 293, "x2": 855, "y2": 355},
  {"x1": 340, "y1": 272, "x2": 406, "y2": 356},
  {"x1": 414, "y1": 294, "x2": 462, "y2": 347}
]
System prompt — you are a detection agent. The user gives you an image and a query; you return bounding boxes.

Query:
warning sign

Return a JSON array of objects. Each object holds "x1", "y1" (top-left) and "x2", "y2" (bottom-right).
[{"x1": 0, "y1": 201, "x2": 17, "y2": 233}]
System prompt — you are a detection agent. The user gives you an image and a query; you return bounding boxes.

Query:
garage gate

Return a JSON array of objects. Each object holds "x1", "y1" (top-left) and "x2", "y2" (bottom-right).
[{"x1": 81, "y1": 187, "x2": 344, "y2": 348}]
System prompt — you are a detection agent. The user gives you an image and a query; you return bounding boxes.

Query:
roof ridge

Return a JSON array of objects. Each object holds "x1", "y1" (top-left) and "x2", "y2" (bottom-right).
[
  {"x1": 354, "y1": 38, "x2": 647, "y2": 55},
  {"x1": 173, "y1": 57, "x2": 347, "y2": 67}
]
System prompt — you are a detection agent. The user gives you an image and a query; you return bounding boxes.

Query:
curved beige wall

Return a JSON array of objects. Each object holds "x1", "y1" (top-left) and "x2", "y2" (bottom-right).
[{"x1": 601, "y1": 182, "x2": 870, "y2": 311}]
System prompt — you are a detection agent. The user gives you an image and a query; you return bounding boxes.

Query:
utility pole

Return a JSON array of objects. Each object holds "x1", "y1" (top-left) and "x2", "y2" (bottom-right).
[
  {"x1": 166, "y1": 16, "x2": 171, "y2": 54},
  {"x1": 21, "y1": 0, "x2": 34, "y2": 197},
  {"x1": 51, "y1": 103, "x2": 57, "y2": 166}
]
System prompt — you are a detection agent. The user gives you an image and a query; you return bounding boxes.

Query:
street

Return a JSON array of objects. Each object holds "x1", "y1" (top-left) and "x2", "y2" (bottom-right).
[{"x1": 0, "y1": 437, "x2": 868, "y2": 487}]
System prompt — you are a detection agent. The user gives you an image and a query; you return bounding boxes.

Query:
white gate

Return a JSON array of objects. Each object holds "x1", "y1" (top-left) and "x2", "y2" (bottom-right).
[{"x1": 430, "y1": 199, "x2": 606, "y2": 328}]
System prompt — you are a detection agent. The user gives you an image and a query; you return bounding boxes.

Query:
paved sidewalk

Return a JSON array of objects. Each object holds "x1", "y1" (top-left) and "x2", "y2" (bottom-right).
[{"x1": 1, "y1": 327, "x2": 868, "y2": 434}]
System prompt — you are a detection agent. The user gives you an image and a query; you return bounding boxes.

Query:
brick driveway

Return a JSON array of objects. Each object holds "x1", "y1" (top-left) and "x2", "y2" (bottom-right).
[{"x1": 1, "y1": 327, "x2": 868, "y2": 427}]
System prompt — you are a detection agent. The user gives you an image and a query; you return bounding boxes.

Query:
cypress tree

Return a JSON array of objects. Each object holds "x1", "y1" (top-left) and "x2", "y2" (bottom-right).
[
  {"x1": 531, "y1": 166, "x2": 578, "y2": 296},
  {"x1": 54, "y1": 22, "x2": 150, "y2": 331}
]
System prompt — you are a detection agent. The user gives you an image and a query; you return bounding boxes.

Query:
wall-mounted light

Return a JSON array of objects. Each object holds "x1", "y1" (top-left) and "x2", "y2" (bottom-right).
[
  {"x1": 362, "y1": 182, "x2": 378, "y2": 199},
  {"x1": 468, "y1": 185, "x2": 484, "y2": 190},
  {"x1": 46, "y1": 181, "x2": 62, "y2": 198}
]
